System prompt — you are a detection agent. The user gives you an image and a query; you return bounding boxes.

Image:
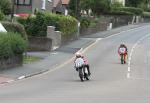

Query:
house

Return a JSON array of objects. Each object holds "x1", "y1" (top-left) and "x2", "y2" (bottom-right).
[
  {"x1": 111, "y1": 0, "x2": 125, "y2": 6},
  {"x1": 52, "y1": 0, "x2": 70, "y2": 15},
  {"x1": 13, "y1": 0, "x2": 70, "y2": 15},
  {"x1": 14, "y1": 0, "x2": 53, "y2": 14}
]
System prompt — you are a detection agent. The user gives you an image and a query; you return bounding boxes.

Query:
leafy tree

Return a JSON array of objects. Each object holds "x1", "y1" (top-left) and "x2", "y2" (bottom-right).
[
  {"x1": 0, "y1": 0, "x2": 11, "y2": 15},
  {"x1": 0, "y1": 11, "x2": 4, "y2": 20},
  {"x1": 126, "y1": 0, "x2": 145, "y2": 7},
  {"x1": 81, "y1": 0, "x2": 111, "y2": 15},
  {"x1": 69, "y1": 0, "x2": 81, "y2": 19}
]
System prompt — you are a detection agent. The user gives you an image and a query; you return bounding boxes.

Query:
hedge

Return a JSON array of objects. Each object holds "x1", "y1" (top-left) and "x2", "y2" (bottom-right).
[
  {"x1": 143, "y1": 12, "x2": 150, "y2": 18},
  {"x1": 17, "y1": 12, "x2": 78, "y2": 38},
  {"x1": 2, "y1": 22, "x2": 28, "y2": 40},
  {"x1": 111, "y1": 7, "x2": 143, "y2": 15},
  {"x1": 0, "y1": 32, "x2": 27, "y2": 60},
  {"x1": 0, "y1": 11, "x2": 4, "y2": 21}
]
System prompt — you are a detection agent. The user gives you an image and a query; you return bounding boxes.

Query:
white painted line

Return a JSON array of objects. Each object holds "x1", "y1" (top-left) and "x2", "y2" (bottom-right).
[
  {"x1": 128, "y1": 67, "x2": 131, "y2": 72},
  {"x1": 127, "y1": 73, "x2": 130, "y2": 78},
  {"x1": 18, "y1": 76, "x2": 25, "y2": 80},
  {"x1": 7, "y1": 80, "x2": 15, "y2": 83}
]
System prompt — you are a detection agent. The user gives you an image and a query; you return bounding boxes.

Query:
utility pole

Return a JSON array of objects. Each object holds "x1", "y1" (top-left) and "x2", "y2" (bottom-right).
[
  {"x1": 75, "y1": 0, "x2": 80, "y2": 20},
  {"x1": 11, "y1": 0, "x2": 15, "y2": 22}
]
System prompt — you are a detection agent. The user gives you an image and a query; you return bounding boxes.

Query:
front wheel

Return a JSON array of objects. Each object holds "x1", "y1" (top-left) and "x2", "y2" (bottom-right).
[
  {"x1": 79, "y1": 68, "x2": 84, "y2": 82},
  {"x1": 121, "y1": 54, "x2": 124, "y2": 64}
]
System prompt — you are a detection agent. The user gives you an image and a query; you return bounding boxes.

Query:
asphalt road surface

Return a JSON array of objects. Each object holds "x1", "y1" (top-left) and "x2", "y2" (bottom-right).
[{"x1": 1, "y1": 25, "x2": 150, "y2": 103}]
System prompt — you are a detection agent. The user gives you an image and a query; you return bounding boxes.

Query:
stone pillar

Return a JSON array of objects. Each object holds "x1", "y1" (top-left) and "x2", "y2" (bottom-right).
[
  {"x1": 47, "y1": 26, "x2": 61, "y2": 50},
  {"x1": 55, "y1": 31, "x2": 61, "y2": 47}
]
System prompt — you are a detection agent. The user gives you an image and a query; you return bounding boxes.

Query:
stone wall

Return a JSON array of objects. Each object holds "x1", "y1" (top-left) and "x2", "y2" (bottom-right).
[
  {"x1": 0, "y1": 55, "x2": 23, "y2": 69},
  {"x1": 80, "y1": 22, "x2": 108, "y2": 36},
  {"x1": 28, "y1": 37, "x2": 52, "y2": 51},
  {"x1": 80, "y1": 15, "x2": 133, "y2": 36},
  {"x1": 103, "y1": 15, "x2": 133, "y2": 28}
]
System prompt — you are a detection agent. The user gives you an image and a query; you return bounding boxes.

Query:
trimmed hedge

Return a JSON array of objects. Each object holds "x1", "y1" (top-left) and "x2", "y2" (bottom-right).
[
  {"x1": 143, "y1": 12, "x2": 150, "y2": 18},
  {"x1": 0, "y1": 32, "x2": 27, "y2": 60},
  {"x1": 80, "y1": 17, "x2": 91, "y2": 28},
  {"x1": 111, "y1": 7, "x2": 143, "y2": 16},
  {"x1": 17, "y1": 12, "x2": 78, "y2": 38},
  {"x1": 2, "y1": 22, "x2": 28, "y2": 40},
  {"x1": 0, "y1": 11, "x2": 4, "y2": 21}
]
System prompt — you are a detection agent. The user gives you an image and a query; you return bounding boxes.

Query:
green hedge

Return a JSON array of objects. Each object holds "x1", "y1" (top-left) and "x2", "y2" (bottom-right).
[
  {"x1": 2, "y1": 22, "x2": 28, "y2": 40},
  {"x1": 80, "y1": 17, "x2": 91, "y2": 28},
  {"x1": 143, "y1": 12, "x2": 150, "y2": 18},
  {"x1": 0, "y1": 32, "x2": 27, "y2": 60},
  {"x1": 111, "y1": 7, "x2": 143, "y2": 15},
  {"x1": 0, "y1": 11, "x2": 4, "y2": 21},
  {"x1": 17, "y1": 12, "x2": 78, "y2": 38}
]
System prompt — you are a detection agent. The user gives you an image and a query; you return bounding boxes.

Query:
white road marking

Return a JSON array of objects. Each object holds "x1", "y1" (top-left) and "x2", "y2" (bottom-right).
[
  {"x1": 18, "y1": 76, "x2": 25, "y2": 80},
  {"x1": 127, "y1": 73, "x2": 130, "y2": 78}
]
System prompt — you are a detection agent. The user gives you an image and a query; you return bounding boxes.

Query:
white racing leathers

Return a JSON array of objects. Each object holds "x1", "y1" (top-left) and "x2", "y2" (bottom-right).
[
  {"x1": 119, "y1": 47, "x2": 126, "y2": 54},
  {"x1": 74, "y1": 57, "x2": 84, "y2": 68}
]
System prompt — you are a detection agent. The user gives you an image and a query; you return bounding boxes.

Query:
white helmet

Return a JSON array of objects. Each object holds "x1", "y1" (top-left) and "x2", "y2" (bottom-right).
[{"x1": 75, "y1": 52, "x2": 81, "y2": 58}]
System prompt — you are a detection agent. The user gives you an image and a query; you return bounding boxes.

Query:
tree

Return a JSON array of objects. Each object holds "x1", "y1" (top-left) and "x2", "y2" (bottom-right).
[
  {"x1": 126, "y1": 0, "x2": 145, "y2": 7},
  {"x1": 0, "y1": 0, "x2": 11, "y2": 15},
  {"x1": 69, "y1": 0, "x2": 81, "y2": 19},
  {"x1": 81, "y1": 0, "x2": 111, "y2": 15}
]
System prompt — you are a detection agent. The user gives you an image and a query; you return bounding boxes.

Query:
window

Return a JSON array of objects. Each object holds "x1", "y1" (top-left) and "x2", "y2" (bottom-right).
[{"x1": 16, "y1": 0, "x2": 31, "y2": 6}]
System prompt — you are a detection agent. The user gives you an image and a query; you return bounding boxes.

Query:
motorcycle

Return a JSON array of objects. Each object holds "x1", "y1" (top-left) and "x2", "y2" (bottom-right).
[
  {"x1": 76, "y1": 65, "x2": 90, "y2": 82},
  {"x1": 120, "y1": 53, "x2": 127, "y2": 64}
]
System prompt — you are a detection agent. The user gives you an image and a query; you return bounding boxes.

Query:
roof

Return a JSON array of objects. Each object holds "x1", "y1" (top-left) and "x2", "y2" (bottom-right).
[{"x1": 62, "y1": 0, "x2": 70, "y2": 5}]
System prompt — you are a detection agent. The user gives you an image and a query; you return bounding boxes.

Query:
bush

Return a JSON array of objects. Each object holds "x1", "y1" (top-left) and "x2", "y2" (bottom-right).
[
  {"x1": 2, "y1": 22, "x2": 28, "y2": 40},
  {"x1": 110, "y1": 10, "x2": 134, "y2": 15},
  {"x1": 80, "y1": 17, "x2": 91, "y2": 28},
  {"x1": 0, "y1": 32, "x2": 27, "y2": 60},
  {"x1": 143, "y1": 12, "x2": 150, "y2": 18},
  {"x1": 0, "y1": 0, "x2": 11, "y2": 15},
  {"x1": 17, "y1": 12, "x2": 78, "y2": 38},
  {"x1": 0, "y1": 11, "x2": 4, "y2": 21},
  {"x1": 111, "y1": 7, "x2": 143, "y2": 16}
]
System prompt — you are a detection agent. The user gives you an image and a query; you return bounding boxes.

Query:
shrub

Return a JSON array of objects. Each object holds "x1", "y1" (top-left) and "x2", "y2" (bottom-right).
[
  {"x1": 0, "y1": 11, "x2": 4, "y2": 21},
  {"x1": 111, "y1": 7, "x2": 143, "y2": 16},
  {"x1": 110, "y1": 11, "x2": 134, "y2": 15},
  {"x1": 0, "y1": 0, "x2": 11, "y2": 15},
  {"x1": 143, "y1": 12, "x2": 150, "y2": 18},
  {"x1": 80, "y1": 17, "x2": 91, "y2": 28},
  {"x1": 0, "y1": 32, "x2": 27, "y2": 60},
  {"x1": 2, "y1": 22, "x2": 28, "y2": 40},
  {"x1": 17, "y1": 12, "x2": 78, "y2": 38}
]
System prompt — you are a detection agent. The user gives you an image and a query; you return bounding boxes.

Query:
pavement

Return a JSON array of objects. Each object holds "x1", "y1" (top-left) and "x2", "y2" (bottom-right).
[{"x1": 0, "y1": 23, "x2": 146, "y2": 85}]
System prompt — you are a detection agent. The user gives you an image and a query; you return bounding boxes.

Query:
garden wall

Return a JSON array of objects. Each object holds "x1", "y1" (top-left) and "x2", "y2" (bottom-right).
[
  {"x1": 28, "y1": 37, "x2": 52, "y2": 51},
  {"x1": 0, "y1": 55, "x2": 23, "y2": 69}
]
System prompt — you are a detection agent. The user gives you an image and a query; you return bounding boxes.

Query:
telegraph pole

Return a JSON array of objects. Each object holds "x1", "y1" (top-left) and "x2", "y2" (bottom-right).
[{"x1": 11, "y1": 0, "x2": 15, "y2": 22}]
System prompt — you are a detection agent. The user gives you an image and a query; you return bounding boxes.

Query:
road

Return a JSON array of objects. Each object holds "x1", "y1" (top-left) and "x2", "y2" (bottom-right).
[{"x1": 1, "y1": 24, "x2": 150, "y2": 103}]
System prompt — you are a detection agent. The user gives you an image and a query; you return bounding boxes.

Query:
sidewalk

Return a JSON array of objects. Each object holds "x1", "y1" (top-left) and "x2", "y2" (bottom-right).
[{"x1": 0, "y1": 24, "x2": 145, "y2": 84}]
